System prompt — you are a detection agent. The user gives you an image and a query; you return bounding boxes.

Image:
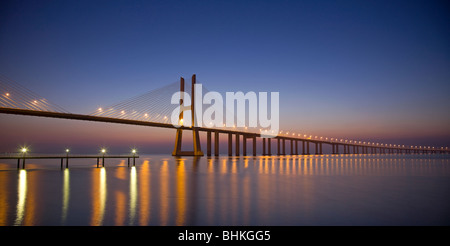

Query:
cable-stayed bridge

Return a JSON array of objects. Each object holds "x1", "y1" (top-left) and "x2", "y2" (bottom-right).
[{"x1": 0, "y1": 74, "x2": 448, "y2": 156}]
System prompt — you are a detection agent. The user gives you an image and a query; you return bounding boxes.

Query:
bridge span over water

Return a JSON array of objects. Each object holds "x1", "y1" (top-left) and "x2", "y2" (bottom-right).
[{"x1": 1, "y1": 74, "x2": 448, "y2": 156}]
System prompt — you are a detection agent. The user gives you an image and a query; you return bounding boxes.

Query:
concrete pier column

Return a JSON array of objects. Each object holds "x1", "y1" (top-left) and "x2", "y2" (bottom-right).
[
  {"x1": 228, "y1": 133, "x2": 232, "y2": 156},
  {"x1": 315, "y1": 142, "x2": 319, "y2": 155},
  {"x1": 319, "y1": 143, "x2": 323, "y2": 155},
  {"x1": 302, "y1": 140, "x2": 306, "y2": 155},
  {"x1": 253, "y1": 137, "x2": 257, "y2": 156},
  {"x1": 295, "y1": 140, "x2": 298, "y2": 155},
  {"x1": 263, "y1": 138, "x2": 266, "y2": 156},
  {"x1": 306, "y1": 141, "x2": 310, "y2": 155},
  {"x1": 291, "y1": 139, "x2": 294, "y2": 155},
  {"x1": 282, "y1": 139, "x2": 286, "y2": 155},
  {"x1": 268, "y1": 138, "x2": 271, "y2": 156},
  {"x1": 207, "y1": 131, "x2": 212, "y2": 156},
  {"x1": 214, "y1": 131, "x2": 219, "y2": 156},
  {"x1": 235, "y1": 134, "x2": 240, "y2": 156},
  {"x1": 243, "y1": 135, "x2": 247, "y2": 156},
  {"x1": 277, "y1": 138, "x2": 281, "y2": 155}
]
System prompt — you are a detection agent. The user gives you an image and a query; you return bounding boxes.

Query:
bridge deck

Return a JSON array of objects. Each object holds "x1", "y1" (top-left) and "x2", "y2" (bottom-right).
[{"x1": 1, "y1": 107, "x2": 448, "y2": 154}]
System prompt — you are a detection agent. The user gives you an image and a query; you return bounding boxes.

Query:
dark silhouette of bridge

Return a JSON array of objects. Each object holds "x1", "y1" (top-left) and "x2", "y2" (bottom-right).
[{"x1": 0, "y1": 74, "x2": 448, "y2": 156}]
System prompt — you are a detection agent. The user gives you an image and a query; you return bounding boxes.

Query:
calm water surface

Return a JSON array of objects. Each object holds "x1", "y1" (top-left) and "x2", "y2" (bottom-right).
[{"x1": 0, "y1": 154, "x2": 449, "y2": 226}]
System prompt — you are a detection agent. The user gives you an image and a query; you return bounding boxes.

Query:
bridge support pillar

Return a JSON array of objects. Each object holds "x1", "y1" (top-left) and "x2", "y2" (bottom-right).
[
  {"x1": 291, "y1": 139, "x2": 294, "y2": 155},
  {"x1": 228, "y1": 133, "x2": 232, "y2": 156},
  {"x1": 207, "y1": 131, "x2": 211, "y2": 156},
  {"x1": 268, "y1": 138, "x2": 271, "y2": 156},
  {"x1": 315, "y1": 143, "x2": 319, "y2": 155},
  {"x1": 263, "y1": 138, "x2": 266, "y2": 155},
  {"x1": 277, "y1": 138, "x2": 281, "y2": 155},
  {"x1": 243, "y1": 135, "x2": 247, "y2": 156},
  {"x1": 282, "y1": 139, "x2": 286, "y2": 155},
  {"x1": 306, "y1": 141, "x2": 310, "y2": 155},
  {"x1": 253, "y1": 137, "x2": 257, "y2": 156},
  {"x1": 302, "y1": 141, "x2": 305, "y2": 155},
  {"x1": 319, "y1": 143, "x2": 323, "y2": 155},
  {"x1": 172, "y1": 75, "x2": 204, "y2": 157},
  {"x1": 214, "y1": 131, "x2": 219, "y2": 156},
  {"x1": 235, "y1": 134, "x2": 240, "y2": 156},
  {"x1": 295, "y1": 140, "x2": 298, "y2": 155}
]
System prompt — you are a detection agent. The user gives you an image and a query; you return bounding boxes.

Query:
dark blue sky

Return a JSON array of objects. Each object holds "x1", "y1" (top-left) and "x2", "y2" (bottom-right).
[{"x1": 0, "y1": 0, "x2": 449, "y2": 152}]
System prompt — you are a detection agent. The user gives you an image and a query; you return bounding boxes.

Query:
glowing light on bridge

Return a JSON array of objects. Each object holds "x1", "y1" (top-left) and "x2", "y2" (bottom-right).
[{"x1": 5, "y1": 93, "x2": 9, "y2": 96}]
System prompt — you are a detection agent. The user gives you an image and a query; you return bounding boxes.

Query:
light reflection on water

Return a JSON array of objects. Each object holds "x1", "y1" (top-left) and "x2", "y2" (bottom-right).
[{"x1": 0, "y1": 154, "x2": 449, "y2": 226}]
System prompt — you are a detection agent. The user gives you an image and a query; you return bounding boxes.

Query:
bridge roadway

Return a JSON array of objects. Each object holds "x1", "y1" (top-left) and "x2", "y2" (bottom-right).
[{"x1": 1, "y1": 107, "x2": 448, "y2": 156}]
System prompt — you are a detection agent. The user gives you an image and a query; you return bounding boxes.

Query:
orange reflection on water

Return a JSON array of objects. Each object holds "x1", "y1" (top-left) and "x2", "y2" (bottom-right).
[
  {"x1": 160, "y1": 160, "x2": 169, "y2": 225},
  {"x1": 175, "y1": 158, "x2": 186, "y2": 226},
  {"x1": 139, "y1": 160, "x2": 150, "y2": 225},
  {"x1": 0, "y1": 155, "x2": 447, "y2": 226},
  {"x1": 114, "y1": 167, "x2": 126, "y2": 226},
  {"x1": 23, "y1": 167, "x2": 37, "y2": 226},
  {"x1": 91, "y1": 167, "x2": 107, "y2": 226},
  {"x1": 206, "y1": 158, "x2": 215, "y2": 224},
  {"x1": 0, "y1": 165, "x2": 9, "y2": 225}
]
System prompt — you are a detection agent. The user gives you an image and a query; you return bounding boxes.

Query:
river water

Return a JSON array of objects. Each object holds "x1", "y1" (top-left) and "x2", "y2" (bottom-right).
[{"x1": 0, "y1": 154, "x2": 449, "y2": 226}]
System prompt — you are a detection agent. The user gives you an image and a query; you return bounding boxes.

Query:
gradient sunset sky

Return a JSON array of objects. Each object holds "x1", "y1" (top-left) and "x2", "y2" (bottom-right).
[{"x1": 0, "y1": 0, "x2": 449, "y2": 154}]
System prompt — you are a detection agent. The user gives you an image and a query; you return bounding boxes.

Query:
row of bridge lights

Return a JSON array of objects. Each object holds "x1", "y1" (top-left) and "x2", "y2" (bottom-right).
[
  {"x1": 275, "y1": 131, "x2": 448, "y2": 150},
  {"x1": 4, "y1": 92, "x2": 43, "y2": 104},
  {"x1": 98, "y1": 108, "x2": 169, "y2": 120},
  {"x1": 19, "y1": 147, "x2": 138, "y2": 155}
]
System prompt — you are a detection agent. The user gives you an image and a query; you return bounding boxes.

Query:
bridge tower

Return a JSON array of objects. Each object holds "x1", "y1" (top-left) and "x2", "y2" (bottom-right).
[{"x1": 172, "y1": 74, "x2": 204, "y2": 156}]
